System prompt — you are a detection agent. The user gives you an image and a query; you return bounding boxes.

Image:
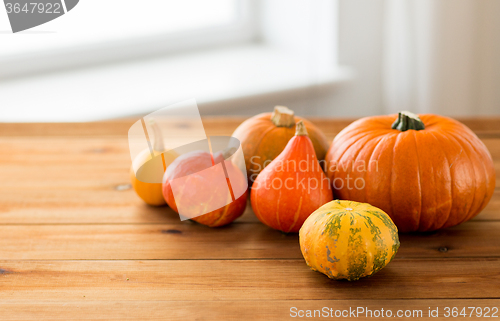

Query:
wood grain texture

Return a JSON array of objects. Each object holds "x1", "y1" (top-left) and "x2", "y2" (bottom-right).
[
  {"x1": 0, "y1": 117, "x2": 499, "y2": 320},
  {"x1": 477, "y1": 190, "x2": 500, "y2": 221},
  {"x1": 0, "y1": 221, "x2": 498, "y2": 260},
  {"x1": 0, "y1": 259, "x2": 499, "y2": 301},
  {"x1": 1, "y1": 116, "x2": 499, "y2": 137},
  {"x1": 1, "y1": 191, "x2": 498, "y2": 224},
  {"x1": 1, "y1": 300, "x2": 499, "y2": 321}
]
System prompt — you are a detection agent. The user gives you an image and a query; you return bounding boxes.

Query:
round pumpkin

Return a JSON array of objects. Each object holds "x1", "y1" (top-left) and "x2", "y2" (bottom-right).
[
  {"x1": 162, "y1": 150, "x2": 247, "y2": 227},
  {"x1": 325, "y1": 111, "x2": 496, "y2": 232},
  {"x1": 251, "y1": 121, "x2": 333, "y2": 233},
  {"x1": 299, "y1": 200, "x2": 400, "y2": 281},
  {"x1": 232, "y1": 106, "x2": 329, "y2": 183}
]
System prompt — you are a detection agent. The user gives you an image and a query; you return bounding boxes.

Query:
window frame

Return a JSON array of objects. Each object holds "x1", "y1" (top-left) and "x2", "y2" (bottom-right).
[
  {"x1": 0, "y1": 0, "x2": 354, "y2": 122},
  {"x1": 0, "y1": 0, "x2": 259, "y2": 80}
]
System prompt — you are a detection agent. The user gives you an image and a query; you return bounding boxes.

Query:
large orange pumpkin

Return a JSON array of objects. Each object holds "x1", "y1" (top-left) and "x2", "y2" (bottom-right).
[
  {"x1": 232, "y1": 106, "x2": 329, "y2": 183},
  {"x1": 325, "y1": 111, "x2": 496, "y2": 232}
]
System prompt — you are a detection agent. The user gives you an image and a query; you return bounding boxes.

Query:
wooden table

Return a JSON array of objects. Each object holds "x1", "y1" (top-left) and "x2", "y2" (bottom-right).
[{"x1": 0, "y1": 118, "x2": 499, "y2": 320}]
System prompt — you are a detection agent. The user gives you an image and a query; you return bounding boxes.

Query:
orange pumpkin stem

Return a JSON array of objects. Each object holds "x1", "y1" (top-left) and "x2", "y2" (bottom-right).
[
  {"x1": 295, "y1": 120, "x2": 308, "y2": 136},
  {"x1": 271, "y1": 106, "x2": 295, "y2": 127},
  {"x1": 391, "y1": 111, "x2": 425, "y2": 131}
]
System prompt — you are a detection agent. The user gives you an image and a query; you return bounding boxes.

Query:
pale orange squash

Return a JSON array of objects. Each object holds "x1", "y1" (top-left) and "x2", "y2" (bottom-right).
[{"x1": 232, "y1": 106, "x2": 329, "y2": 183}]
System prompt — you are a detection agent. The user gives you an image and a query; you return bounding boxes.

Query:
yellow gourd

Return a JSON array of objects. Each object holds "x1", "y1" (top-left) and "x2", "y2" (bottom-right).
[{"x1": 130, "y1": 121, "x2": 177, "y2": 206}]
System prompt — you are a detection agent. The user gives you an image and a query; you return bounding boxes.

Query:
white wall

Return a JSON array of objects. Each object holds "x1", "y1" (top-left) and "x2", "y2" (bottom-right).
[
  {"x1": 207, "y1": 0, "x2": 386, "y2": 117},
  {"x1": 317, "y1": 0, "x2": 385, "y2": 117},
  {"x1": 211, "y1": 0, "x2": 500, "y2": 118},
  {"x1": 383, "y1": 0, "x2": 500, "y2": 116},
  {"x1": 476, "y1": 0, "x2": 500, "y2": 115}
]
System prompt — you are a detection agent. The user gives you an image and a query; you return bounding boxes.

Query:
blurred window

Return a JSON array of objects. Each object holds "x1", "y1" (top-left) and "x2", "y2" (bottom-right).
[
  {"x1": 0, "y1": 0, "x2": 256, "y2": 74},
  {"x1": 0, "y1": 0, "x2": 346, "y2": 121}
]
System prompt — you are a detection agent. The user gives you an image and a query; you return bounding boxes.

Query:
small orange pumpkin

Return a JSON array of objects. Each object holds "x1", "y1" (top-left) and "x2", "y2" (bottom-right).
[
  {"x1": 162, "y1": 150, "x2": 247, "y2": 227},
  {"x1": 232, "y1": 106, "x2": 329, "y2": 183},
  {"x1": 325, "y1": 111, "x2": 496, "y2": 232},
  {"x1": 251, "y1": 121, "x2": 333, "y2": 232}
]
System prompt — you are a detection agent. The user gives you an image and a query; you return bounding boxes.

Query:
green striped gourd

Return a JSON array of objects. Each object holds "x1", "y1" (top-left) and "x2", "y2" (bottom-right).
[{"x1": 299, "y1": 200, "x2": 400, "y2": 281}]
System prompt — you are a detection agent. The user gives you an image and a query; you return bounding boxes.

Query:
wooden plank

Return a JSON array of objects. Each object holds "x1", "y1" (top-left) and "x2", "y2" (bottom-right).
[
  {"x1": 0, "y1": 222, "x2": 299, "y2": 260},
  {"x1": 0, "y1": 259, "x2": 499, "y2": 301},
  {"x1": 454, "y1": 117, "x2": 500, "y2": 137},
  {"x1": 483, "y1": 138, "x2": 500, "y2": 161},
  {"x1": 0, "y1": 119, "x2": 245, "y2": 137},
  {"x1": 0, "y1": 135, "x2": 498, "y2": 224},
  {"x1": 1, "y1": 300, "x2": 499, "y2": 321},
  {"x1": 473, "y1": 190, "x2": 500, "y2": 221},
  {"x1": 1, "y1": 188, "x2": 497, "y2": 224},
  {"x1": 0, "y1": 197, "x2": 259, "y2": 225},
  {"x1": 0, "y1": 121, "x2": 135, "y2": 137},
  {"x1": 1, "y1": 117, "x2": 500, "y2": 137},
  {"x1": 0, "y1": 221, "x2": 498, "y2": 260},
  {"x1": 1, "y1": 135, "x2": 497, "y2": 166},
  {"x1": 0, "y1": 118, "x2": 498, "y2": 319}
]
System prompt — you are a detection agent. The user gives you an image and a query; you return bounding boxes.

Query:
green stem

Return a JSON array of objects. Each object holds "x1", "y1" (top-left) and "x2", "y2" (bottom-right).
[{"x1": 391, "y1": 111, "x2": 425, "y2": 131}]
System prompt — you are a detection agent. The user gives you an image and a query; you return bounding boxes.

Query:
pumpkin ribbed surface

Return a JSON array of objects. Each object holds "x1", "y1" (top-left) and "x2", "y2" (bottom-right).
[
  {"x1": 299, "y1": 200, "x2": 400, "y2": 281},
  {"x1": 325, "y1": 113, "x2": 496, "y2": 232}
]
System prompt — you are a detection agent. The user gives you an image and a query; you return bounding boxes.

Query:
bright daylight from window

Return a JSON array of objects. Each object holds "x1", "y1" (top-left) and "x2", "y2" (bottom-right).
[
  {"x1": 0, "y1": 0, "x2": 345, "y2": 122},
  {"x1": 0, "y1": 0, "x2": 239, "y2": 57}
]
